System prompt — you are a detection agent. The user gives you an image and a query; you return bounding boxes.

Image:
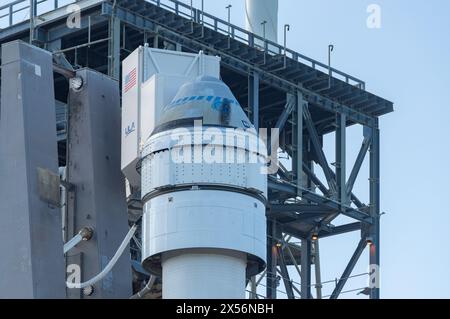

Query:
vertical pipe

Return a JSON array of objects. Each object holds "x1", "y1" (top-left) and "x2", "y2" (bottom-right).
[{"x1": 60, "y1": 167, "x2": 68, "y2": 243}]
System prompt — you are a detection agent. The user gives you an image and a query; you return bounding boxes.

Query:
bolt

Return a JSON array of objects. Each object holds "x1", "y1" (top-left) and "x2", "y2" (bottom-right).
[
  {"x1": 69, "y1": 76, "x2": 83, "y2": 91},
  {"x1": 82, "y1": 285, "x2": 94, "y2": 296},
  {"x1": 78, "y1": 227, "x2": 94, "y2": 241}
]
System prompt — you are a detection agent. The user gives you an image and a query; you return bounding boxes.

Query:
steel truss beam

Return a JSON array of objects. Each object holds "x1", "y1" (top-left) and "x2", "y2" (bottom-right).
[
  {"x1": 269, "y1": 93, "x2": 296, "y2": 154},
  {"x1": 277, "y1": 246, "x2": 295, "y2": 299},
  {"x1": 268, "y1": 178, "x2": 372, "y2": 224},
  {"x1": 347, "y1": 133, "x2": 372, "y2": 198},
  {"x1": 318, "y1": 222, "x2": 361, "y2": 238},
  {"x1": 270, "y1": 203, "x2": 333, "y2": 213},
  {"x1": 275, "y1": 94, "x2": 296, "y2": 131},
  {"x1": 281, "y1": 223, "x2": 361, "y2": 242},
  {"x1": 303, "y1": 105, "x2": 337, "y2": 194},
  {"x1": 302, "y1": 162, "x2": 330, "y2": 196},
  {"x1": 269, "y1": 213, "x2": 331, "y2": 225},
  {"x1": 329, "y1": 238, "x2": 367, "y2": 299}
]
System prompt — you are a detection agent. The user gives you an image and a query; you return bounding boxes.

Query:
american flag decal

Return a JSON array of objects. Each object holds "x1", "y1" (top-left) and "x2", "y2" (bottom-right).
[{"x1": 124, "y1": 68, "x2": 137, "y2": 93}]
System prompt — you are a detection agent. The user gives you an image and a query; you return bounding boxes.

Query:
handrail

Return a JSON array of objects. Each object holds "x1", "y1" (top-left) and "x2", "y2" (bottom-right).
[
  {"x1": 0, "y1": 0, "x2": 75, "y2": 27},
  {"x1": 146, "y1": 0, "x2": 365, "y2": 89},
  {"x1": 0, "y1": 0, "x2": 365, "y2": 89}
]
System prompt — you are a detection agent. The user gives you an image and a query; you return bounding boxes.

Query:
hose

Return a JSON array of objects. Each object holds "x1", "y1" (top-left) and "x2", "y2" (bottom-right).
[
  {"x1": 66, "y1": 223, "x2": 138, "y2": 289},
  {"x1": 130, "y1": 276, "x2": 156, "y2": 299}
]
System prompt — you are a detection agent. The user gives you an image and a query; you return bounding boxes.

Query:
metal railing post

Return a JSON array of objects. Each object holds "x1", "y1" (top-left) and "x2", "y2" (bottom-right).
[
  {"x1": 283, "y1": 24, "x2": 290, "y2": 68},
  {"x1": 9, "y1": 4, "x2": 13, "y2": 26},
  {"x1": 328, "y1": 44, "x2": 334, "y2": 89},
  {"x1": 226, "y1": 4, "x2": 232, "y2": 48}
]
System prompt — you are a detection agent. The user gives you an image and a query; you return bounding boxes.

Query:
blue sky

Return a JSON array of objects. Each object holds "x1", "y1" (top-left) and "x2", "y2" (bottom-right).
[{"x1": 1, "y1": 0, "x2": 449, "y2": 298}]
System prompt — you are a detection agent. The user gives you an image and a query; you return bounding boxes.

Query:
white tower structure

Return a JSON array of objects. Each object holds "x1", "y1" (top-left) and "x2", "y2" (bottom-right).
[{"x1": 245, "y1": 0, "x2": 279, "y2": 43}]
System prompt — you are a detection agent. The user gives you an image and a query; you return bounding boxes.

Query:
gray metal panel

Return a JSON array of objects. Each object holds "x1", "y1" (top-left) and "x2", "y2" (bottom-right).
[
  {"x1": 66, "y1": 68, "x2": 132, "y2": 298},
  {"x1": 0, "y1": 40, "x2": 66, "y2": 298}
]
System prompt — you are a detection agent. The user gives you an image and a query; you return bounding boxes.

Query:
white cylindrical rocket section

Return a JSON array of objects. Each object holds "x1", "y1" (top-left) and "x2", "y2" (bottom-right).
[
  {"x1": 245, "y1": 0, "x2": 278, "y2": 43},
  {"x1": 140, "y1": 76, "x2": 267, "y2": 299},
  {"x1": 162, "y1": 250, "x2": 247, "y2": 299}
]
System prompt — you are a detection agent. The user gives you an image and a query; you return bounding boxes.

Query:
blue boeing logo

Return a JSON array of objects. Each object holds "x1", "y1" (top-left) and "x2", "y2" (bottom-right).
[
  {"x1": 125, "y1": 122, "x2": 136, "y2": 137},
  {"x1": 168, "y1": 95, "x2": 240, "y2": 111}
]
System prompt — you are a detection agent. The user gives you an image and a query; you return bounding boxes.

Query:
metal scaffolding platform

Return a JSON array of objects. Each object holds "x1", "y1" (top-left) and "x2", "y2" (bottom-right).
[{"x1": 0, "y1": 0, "x2": 393, "y2": 299}]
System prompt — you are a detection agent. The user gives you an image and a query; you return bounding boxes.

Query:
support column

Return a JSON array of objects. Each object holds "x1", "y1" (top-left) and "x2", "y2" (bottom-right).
[
  {"x1": 300, "y1": 239, "x2": 312, "y2": 299},
  {"x1": 313, "y1": 240, "x2": 323, "y2": 299},
  {"x1": 108, "y1": 16, "x2": 121, "y2": 80},
  {"x1": 0, "y1": 40, "x2": 66, "y2": 298},
  {"x1": 66, "y1": 69, "x2": 132, "y2": 298},
  {"x1": 336, "y1": 113, "x2": 346, "y2": 204},
  {"x1": 29, "y1": 0, "x2": 37, "y2": 44},
  {"x1": 249, "y1": 276, "x2": 257, "y2": 299},
  {"x1": 293, "y1": 92, "x2": 304, "y2": 193},
  {"x1": 248, "y1": 72, "x2": 259, "y2": 130},
  {"x1": 266, "y1": 220, "x2": 278, "y2": 299},
  {"x1": 369, "y1": 123, "x2": 380, "y2": 299}
]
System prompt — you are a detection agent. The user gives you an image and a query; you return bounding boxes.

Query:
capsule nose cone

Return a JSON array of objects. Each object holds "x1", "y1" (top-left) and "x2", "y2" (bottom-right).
[{"x1": 152, "y1": 76, "x2": 254, "y2": 134}]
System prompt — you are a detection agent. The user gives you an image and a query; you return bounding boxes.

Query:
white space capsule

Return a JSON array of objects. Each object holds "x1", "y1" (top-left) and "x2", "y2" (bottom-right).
[{"x1": 140, "y1": 76, "x2": 267, "y2": 299}]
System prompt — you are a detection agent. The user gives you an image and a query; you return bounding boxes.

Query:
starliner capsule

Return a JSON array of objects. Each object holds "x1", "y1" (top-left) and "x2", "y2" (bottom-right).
[{"x1": 139, "y1": 75, "x2": 267, "y2": 299}]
